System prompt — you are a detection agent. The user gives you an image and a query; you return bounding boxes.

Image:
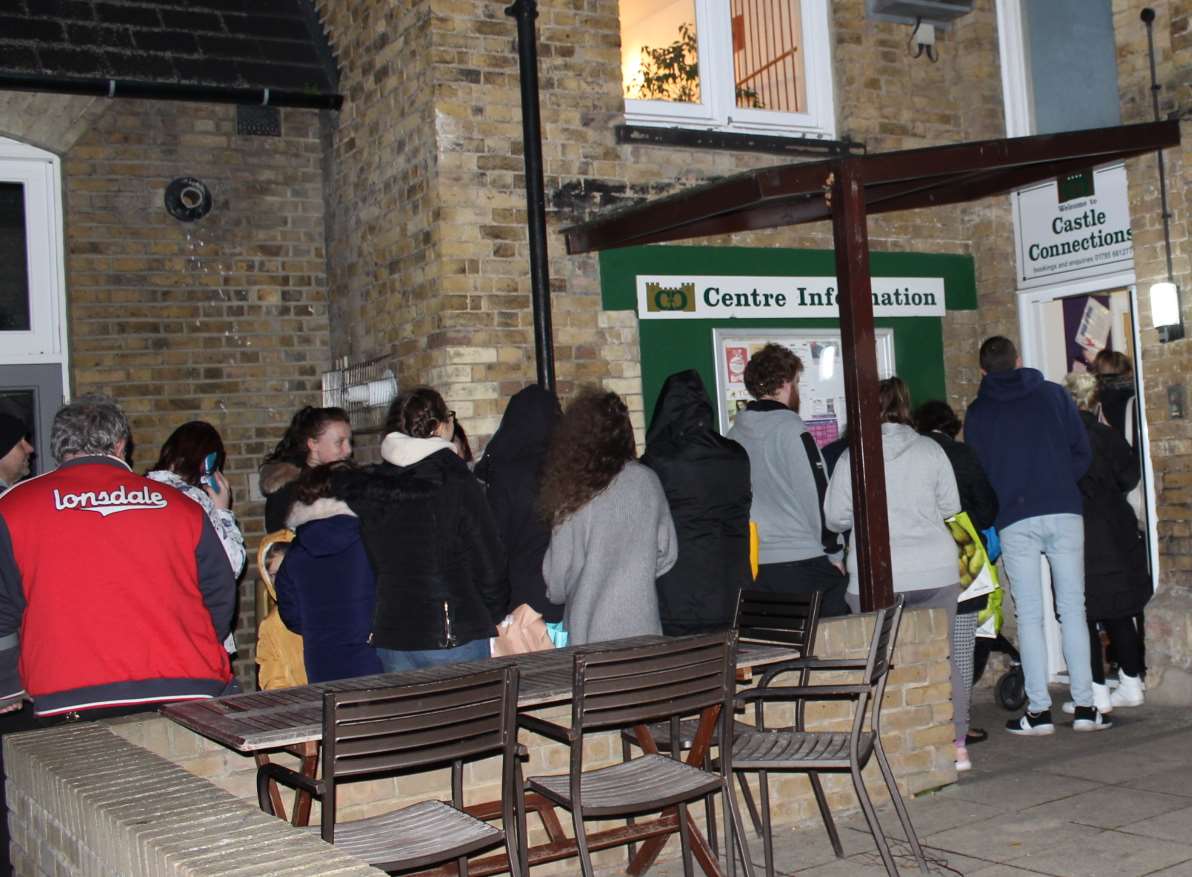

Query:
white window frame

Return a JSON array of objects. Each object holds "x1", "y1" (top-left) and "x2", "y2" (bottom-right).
[
  {"x1": 0, "y1": 138, "x2": 68, "y2": 365},
  {"x1": 623, "y1": 0, "x2": 837, "y2": 140}
]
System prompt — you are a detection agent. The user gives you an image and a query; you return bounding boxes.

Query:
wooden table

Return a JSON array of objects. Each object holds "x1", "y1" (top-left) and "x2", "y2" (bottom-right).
[{"x1": 162, "y1": 637, "x2": 801, "y2": 875}]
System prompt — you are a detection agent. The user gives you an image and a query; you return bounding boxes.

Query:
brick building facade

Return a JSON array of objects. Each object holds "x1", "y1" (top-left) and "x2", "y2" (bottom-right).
[{"x1": 0, "y1": 0, "x2": 1189, "y2": 695}]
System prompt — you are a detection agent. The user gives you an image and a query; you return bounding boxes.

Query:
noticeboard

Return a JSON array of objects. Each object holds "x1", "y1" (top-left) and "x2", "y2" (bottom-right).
[{"x1": 712, "y1": 328, "x2": 896, "y2": 441}]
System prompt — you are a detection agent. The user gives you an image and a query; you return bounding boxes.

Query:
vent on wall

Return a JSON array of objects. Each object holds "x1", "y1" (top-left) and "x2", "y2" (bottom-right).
[
  {"x1": 322, "y1": 356, "x2": 398, "y2": 434},
  {"x1": 867, "y1": 0, "x2": 974, "y2": 28}
]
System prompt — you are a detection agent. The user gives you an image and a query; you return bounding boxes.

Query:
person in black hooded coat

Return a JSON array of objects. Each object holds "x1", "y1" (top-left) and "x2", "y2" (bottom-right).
[
  {"x1": 474, "y1": 385, "x2": 563, "y2": 622},
  {"x1": 642, "y1": 370, "x2": 752, "y2": 635}
]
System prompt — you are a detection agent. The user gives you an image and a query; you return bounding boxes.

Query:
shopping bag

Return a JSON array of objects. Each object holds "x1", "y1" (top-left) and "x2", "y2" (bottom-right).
[{"x1": 947, "y1": 512, "x2": 998, "y2": 603}]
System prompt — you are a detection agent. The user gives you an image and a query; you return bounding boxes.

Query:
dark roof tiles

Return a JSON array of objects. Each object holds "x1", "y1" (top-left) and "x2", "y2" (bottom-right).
[{"x1": 0, "y1": 0, "x2": 338, "y2": 95}]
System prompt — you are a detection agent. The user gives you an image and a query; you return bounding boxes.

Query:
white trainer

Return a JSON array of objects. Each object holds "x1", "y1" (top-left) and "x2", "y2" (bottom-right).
[{"x1": 1110, "y1": 673, "x2": 1145, "y2": 708}]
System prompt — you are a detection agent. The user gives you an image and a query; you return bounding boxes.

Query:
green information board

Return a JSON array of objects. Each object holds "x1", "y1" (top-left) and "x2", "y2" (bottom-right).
[{"x1": 598, "y1": 245, "x2": 977, "y2": 432}]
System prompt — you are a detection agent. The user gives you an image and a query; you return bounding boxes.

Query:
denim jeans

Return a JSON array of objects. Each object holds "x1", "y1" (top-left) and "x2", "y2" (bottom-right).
[
  {"x1": 1000, "y1": 513, "x2": 1091, "y2": 712},
  {"x1": 376, "y1": 638, "x2": 490, "y2": 673}
]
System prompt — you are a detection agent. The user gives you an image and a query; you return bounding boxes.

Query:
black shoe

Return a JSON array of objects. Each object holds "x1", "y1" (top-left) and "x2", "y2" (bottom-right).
[
  {"x1": 1006, "y1": 709, "x2": 1055, "y2": 735},
  {"x1": 965, "y1": 727, "x2": 988, "y2": 745},
  {"x1": 1072, "y1": 705, "x2": 1113, "y2": 732}
]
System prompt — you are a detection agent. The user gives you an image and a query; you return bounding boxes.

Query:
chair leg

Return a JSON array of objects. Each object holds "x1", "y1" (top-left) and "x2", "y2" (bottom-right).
[
  {"x1": 758, "y1": 770, "x2": 775, "y2": 877},
  {"x1": 808, "y1": 772, "x2": 844, "y2": 857},
  {"x1": 736, "y1": 770, "x2": 763, "y2": 835},
  {"x1": 850, "y1": 762, "x2": 898, "y2": 877},
  {"x1": 677, "y1": 803, "x2": 695, "y2": 877},
  {"x1": 622, "y1": 737, "x2": 637, "y2": 866},
  {"x1": 513, "y1": 763, "x2": 529, "y2": 877},
  {"x1": 873, "y1": 741, "x2": 928, "y2": 873},
  {"x1": 724, "y1": 777, "x2": 758, "y2": 877},
  {"x1": 703, "y1": 754, "x2": 718, "y2": 857},
  {"x1": 571, "y1": 808, "x2": 596, "y2": 877}
]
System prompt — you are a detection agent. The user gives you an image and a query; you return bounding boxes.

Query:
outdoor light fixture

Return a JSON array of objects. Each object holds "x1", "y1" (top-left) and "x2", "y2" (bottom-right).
[{"x1": 1143, "y1": 8, "x2": 1184, "y2": 343}]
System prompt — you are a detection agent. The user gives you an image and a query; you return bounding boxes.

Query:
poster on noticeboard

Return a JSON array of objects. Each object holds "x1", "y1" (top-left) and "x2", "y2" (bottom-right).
[{"x1": 712, "y1": 328, "x2": 896, "y2": 444}]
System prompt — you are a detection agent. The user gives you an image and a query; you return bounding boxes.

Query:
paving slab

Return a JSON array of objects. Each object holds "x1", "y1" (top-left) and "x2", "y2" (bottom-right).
[
  {"x1": 1115, "y1": 804, "x2": 1192, "y2": 844},
  {"x1": 1007, "y1": 828, "x2": 1192, "y2": 877},
  {"x1": 1018, "y1": 785, "x2": 1189, "y2": 829}
]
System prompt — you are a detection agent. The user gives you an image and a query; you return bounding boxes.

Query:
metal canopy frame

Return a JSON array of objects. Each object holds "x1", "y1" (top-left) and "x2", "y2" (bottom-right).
[{"x1": 563, "y1": 119, "x2": 1181, "y2": 610}]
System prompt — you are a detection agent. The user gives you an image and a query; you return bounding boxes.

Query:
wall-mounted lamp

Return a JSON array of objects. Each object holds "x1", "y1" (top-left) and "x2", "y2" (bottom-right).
[
  {"x1": 1143, "y1": 8, "x2": 1184, "y2": 343},
  {"x1": 1151, "y1": 280, "x2": 1184, "y2": 342}
]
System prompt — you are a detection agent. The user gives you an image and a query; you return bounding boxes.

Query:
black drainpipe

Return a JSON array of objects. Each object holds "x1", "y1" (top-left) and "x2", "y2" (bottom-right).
[
  {"x1": 505, "y1": 0, "x2": 557, "y2": 393},
  {"x1": 0, "y1": 73, "x2": 343, "y2": 110}
]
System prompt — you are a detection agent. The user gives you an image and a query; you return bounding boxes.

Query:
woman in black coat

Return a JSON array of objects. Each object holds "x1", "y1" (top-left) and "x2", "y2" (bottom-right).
[
  {"x1": 337, "y1": 388, "x2": 507, "y2": 672},
  {"x1": 642, "y1": 370, "x2": 752, "y2": 635},
  {"x1": 474, "y1": 384, "x2": 562, "y2": 622},
  {"x1": 1064, "y1": 372, "x2": 1151, "y2": 710}
]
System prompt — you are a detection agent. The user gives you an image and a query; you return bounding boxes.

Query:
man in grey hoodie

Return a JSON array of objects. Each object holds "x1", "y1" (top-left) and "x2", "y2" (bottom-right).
[{"x1": 728, "y1": 344, "x2": 848, "y2": 615}]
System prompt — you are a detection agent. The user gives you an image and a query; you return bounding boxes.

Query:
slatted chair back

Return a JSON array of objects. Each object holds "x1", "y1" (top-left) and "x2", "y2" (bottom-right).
[
  {"x1": 319, "y1": 665, "x2": 519, "y2": 843},
  {"x1": 735, "y1": 588, "x2": 822, "y2": 652},
  {"x1": 852, "y1": 596, "x2": 905, "y2": 740},
  {"x1": 572, "y1": 632, "x2": 735, "y2": 735}
]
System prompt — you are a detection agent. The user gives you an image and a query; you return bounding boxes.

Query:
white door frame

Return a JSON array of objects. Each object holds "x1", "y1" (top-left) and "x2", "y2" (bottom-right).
[
  {"x1": 0, "y1": 137, "x2": 70, "y2": 398},
  {"x1": 1017, "y1": 272, "x2": 1161, "y2": 591}
]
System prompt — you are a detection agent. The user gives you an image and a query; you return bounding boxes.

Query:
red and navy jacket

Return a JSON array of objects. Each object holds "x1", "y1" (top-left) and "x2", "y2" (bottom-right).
[{"x1": 0, "y1": 456, "x2": 236, "y2": 716}]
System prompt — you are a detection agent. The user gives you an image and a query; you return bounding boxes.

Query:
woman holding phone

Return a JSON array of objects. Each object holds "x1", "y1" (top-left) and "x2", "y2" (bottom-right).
[{"x1": 147, "y1": 421, "x2": 246, "y2": 581}]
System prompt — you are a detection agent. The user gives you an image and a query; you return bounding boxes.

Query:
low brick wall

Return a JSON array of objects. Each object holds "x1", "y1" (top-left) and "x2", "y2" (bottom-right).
[
  {"x1": 3, "y1": 723, "x2": 382, "y2": 877},
  {"x1": 7, "y1": 608, "x2": 954, "y2": 875}
]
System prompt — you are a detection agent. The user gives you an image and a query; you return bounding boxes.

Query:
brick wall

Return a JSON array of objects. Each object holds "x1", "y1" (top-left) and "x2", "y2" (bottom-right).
[
  {"x1": 109, "y1": 608, "x2": 955, "y2": 874},
  {"x1": 59, "y1": 98, "x2": 332, "y2": 687},
  {"x1": 1112, "y1": 0, "x2": 1192, "y2": 700},
  {"x1": 314, "y1": 0, "x2": 1012, "y2": 443},
  {"x1": 4, "y1": 723, "x2": 381, "y2": 876}
]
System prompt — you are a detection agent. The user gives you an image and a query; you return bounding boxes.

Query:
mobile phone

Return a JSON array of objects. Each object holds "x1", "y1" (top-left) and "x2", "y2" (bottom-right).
[{"x1": 201, "y1": 452, "x2": 220, "y2": 494}]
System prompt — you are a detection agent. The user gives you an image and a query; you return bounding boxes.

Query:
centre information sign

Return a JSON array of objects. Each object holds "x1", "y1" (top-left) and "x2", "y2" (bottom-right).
[{"x1": 636, "y1": 275, "x2": 946, "y2": 319}]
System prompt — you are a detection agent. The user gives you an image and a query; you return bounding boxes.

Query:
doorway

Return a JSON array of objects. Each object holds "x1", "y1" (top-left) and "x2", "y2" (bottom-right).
[
  {"x1": 1017, "y1": 273, "x2": 1158, "y2": 681},
  {"x1": 0, "y1": 137, "x2": 69, "y2": 486}
]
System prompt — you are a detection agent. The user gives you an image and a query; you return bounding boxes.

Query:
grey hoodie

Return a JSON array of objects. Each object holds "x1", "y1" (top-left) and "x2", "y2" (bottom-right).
[
  {"x1": 824, "y1": 422, "x2": 961, "y2": 595},
  {"x1": 727, "y1": 403, "x2": 838, "y2": 564}
]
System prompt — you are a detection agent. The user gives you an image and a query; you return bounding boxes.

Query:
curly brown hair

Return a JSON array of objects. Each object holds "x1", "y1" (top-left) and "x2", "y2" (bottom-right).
[
  {"x1": 386, "y1": 387, "x2": 450, "y2": 438},
  {"x1": 538, "y1": 388, "x2": 636, "y2": 528},
  {"x1": 744, "y1": 344, "x2": 802, "y2": 399}
]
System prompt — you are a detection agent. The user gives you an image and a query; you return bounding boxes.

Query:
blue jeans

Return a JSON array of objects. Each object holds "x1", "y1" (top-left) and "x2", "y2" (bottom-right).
[
  {"x1": 376, "y1": 638, "x2": 490, "y2": 673},
  {"x1": 1000, "y1": 514, "x2": 1091, "y2": 713}
]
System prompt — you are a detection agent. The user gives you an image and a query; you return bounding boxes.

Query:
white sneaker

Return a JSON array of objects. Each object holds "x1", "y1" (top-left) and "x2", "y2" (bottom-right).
[
  {"x1": 1110, "y1": 673, "x2": 1145, "y2": 708},
  {"x1": 1062, "y1": 682, "x2": 1112, "y2": 714}
]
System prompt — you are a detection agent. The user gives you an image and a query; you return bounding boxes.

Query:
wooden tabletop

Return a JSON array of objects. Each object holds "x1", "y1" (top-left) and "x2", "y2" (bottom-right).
[{"x1": 161, "y1": 636, "x2": 802, "y2": 753}]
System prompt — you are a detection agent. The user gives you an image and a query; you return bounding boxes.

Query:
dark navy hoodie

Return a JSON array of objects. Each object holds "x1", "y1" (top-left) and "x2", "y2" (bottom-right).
[{"x1": 964, "y1": 367, "x2": 1091, "y2": 531}]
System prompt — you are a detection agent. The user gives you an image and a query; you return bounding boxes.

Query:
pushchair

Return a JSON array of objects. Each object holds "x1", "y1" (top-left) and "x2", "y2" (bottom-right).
[{"x1": 973, "y1": 632, "x2": 1026, "y2": 711}]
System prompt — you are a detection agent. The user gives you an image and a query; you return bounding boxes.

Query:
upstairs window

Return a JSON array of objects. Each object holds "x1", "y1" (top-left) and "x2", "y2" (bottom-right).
[{"x1": 620, "y1": 0, "x2": 836, "y2": 140}]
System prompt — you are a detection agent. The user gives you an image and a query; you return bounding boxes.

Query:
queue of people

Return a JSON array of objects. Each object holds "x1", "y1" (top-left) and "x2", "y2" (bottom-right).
[{"x1": 0, "y1": 334, "x2": 1151, "y2": 808}]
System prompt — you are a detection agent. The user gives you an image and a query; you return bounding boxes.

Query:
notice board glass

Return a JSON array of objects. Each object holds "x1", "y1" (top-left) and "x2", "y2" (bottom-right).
[{"x1": 712, "y1": 328, "x2": 896, "y2": 442}]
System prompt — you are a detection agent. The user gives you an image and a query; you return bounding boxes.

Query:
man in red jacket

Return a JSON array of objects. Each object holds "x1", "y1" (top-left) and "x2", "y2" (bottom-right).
[
  {"x1": 0, "y1": 395, "x2": 236, "y2": 717},
  {"x1": 0, "y1": 395, "x2": 238, "y2": 874}
]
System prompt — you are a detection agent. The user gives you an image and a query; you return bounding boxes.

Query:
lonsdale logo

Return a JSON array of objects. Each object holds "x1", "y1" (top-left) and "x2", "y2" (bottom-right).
[
  {"x1": 645, "y1": 282, "x2": 697, "y2": 313},
  {"x1": 53, "y1": 486, "x2": 169, "y2": 516}
]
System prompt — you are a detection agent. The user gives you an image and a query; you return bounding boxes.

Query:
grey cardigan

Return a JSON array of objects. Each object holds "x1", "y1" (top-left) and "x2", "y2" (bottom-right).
[{"x1": 543, "y1": 462, "x2": 678, "y2": 645}]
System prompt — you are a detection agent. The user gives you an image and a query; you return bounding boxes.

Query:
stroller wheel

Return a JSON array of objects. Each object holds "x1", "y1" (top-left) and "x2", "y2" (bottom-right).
[{"x1": 996, "y1": 666, "x2": 1027, "y2": 711}]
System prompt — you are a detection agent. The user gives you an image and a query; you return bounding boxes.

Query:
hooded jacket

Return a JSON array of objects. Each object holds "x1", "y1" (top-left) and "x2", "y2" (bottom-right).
[
  {"x1": 964, "y1": 368, "x2": 1091, "y2": 531},
  {"x1": 275, "y1": 498, "x2": 382, "y2": 683},
  {"x1": 1076, "y1": 411, "x2": 1152, "y2": 620},
  {"x1": 825, "y1": 423, "x2": 961, "y2": 595},
  {"x1": 337, "y1": 435, "x2": 507, "y2": 652},
  {"x1": 727, "y1": 401, "x2": 839, "y2": 564},
  {"x1": 474, "y1": 385, "x2": 561, "y2": 621},
  {"x1": 642, "y1": 370, "x2": 751, "y2": 633}
]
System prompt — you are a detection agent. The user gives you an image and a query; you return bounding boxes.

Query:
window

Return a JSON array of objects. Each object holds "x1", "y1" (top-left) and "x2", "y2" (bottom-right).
[{"x1": 619, "y1": 0, "x2": 835, "y2": 139}]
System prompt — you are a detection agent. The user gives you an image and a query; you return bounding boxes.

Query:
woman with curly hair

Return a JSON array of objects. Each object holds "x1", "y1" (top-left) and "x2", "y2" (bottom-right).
[
  {"x1": 259, "y1": 406, "x2": 352, "y2": 532},
  {"x1": 540, "y1": 388, "x2": 677, "y2": 645}
]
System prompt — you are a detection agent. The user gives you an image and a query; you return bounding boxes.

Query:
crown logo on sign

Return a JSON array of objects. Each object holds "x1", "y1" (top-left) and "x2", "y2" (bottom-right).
[{"x1": 645, "y1": 282, "x2": 697, "y2": 312}]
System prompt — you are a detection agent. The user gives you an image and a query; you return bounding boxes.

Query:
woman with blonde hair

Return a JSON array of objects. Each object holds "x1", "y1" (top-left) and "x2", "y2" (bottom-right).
[
  {"x1": 539, "y1": 388, "x2": 677, "y2": 645},
  {"x1": 1063, "y1": 372, "x2": 1151, "y2": 712}
]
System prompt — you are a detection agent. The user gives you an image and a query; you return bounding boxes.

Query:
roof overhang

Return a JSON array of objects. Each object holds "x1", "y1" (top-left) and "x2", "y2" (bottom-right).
[{"x1": 563, "y1": 120, "x2": 1182, "y2": 254}]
